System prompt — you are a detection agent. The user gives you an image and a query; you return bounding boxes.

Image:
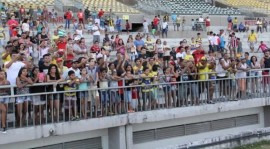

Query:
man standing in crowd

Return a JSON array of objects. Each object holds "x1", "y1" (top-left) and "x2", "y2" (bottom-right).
[
  {"x1": 92, "y1": 22, "x2": 101, "y2": 43},
  {"x1": 64, "y1": 9, "x2": 72, "y2": 29},
  {"x1": 84, "y1": 7, "x2": 90, "y2": 21},
  {"x1": 248, "y1": 29, "x2": 257, "y2": 53},
  {"x1": 77, "y1": 9, "x2": 84, "y2": 29}
]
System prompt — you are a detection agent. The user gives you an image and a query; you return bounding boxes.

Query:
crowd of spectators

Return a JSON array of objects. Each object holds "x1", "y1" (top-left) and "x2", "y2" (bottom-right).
[{"x1": 0, "y1": 3, "x2": 269, "y2": 134}]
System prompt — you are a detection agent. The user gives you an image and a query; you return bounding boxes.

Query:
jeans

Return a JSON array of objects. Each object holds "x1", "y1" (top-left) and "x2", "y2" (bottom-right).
[{"x1": 65, "y1": 19, "x2": 71, "y2": 29}]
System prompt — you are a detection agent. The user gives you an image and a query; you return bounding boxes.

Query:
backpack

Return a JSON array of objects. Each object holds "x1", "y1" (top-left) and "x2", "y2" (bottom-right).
[{"x1": 64, "y1": 13, "x2": 67, "y2": 19}]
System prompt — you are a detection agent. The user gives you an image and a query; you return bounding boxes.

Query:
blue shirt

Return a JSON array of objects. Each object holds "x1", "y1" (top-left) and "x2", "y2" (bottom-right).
[
  {"x1": 171, "y1": 14, "x2": 177, "y2": 22},
  {"x1": 134, "y1": 39, "x2": 145, "y2": 48}
]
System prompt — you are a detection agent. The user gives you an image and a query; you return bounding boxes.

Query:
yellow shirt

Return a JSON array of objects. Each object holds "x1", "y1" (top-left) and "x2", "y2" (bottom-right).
[
  {"x1": 133, "y1": 65, "x2": 144, "y2": 74},
  {"x1": 248, "y1": 33, "x2": 257, "y2": 42},
  {"x1": 2, "y1": 53, "x2": 11, "y2": 64},
  {"x1": 184, "y1": 54, "x2": 193, "y2": 61},
  {"x1": 197, "y1": 63, "x2": 211, "y2": 80},
  {"x1": 52, "y1": 35, "x2": 59, "y2": 41}
]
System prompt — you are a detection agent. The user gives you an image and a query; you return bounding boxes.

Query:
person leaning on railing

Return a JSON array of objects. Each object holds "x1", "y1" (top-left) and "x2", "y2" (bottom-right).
[
  {"x1": 260, "y1": 50, "x2": 270, "y2": 93},
  {"x1": 16, "y1": 67, "x2": 33, "y2": 127},
  {"x1": 196, "y1": 56, "x2": 215, "y2": 104},
  {"x1": 236, "y1": 57, "x2": 250, "y2": 99},
  {"x1": 227, "y1": 58, "x2": 238, "y2": 100},
  {"x1": 140, "y1": 67, "x2": 156, "y2": 111},
  {"x1": 0, "y1": 69, "x2": 10, "y2": 133}
]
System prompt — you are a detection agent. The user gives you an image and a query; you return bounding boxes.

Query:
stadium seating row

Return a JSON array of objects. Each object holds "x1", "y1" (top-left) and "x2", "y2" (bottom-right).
[
  {"x1": 82, "y1": 0, "x2": 140, "y2": 14},
  {"x1": 136, "y1": 0, "x2": 241, "y2": 15},
  {"x1": 218, "y1": 0, "x2": 270, "y2": 14},
  {"x1": 2, "y1": 0, "x2": 54, "y2": 8},
  {"x1": 2, "y1": 0, "x2": 140, "y2": 14}
]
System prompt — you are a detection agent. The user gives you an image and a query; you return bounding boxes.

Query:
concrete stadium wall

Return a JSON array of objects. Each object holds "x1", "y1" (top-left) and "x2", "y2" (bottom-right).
[{"x1": 1, "y1": 98, "x2": 270, "y2": 149}]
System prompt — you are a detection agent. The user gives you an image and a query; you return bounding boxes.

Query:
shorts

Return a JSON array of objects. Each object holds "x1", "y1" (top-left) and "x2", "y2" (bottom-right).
[
  {"x1": 64, "y1": 98, "x2": 76, "y2": 109},
  {"x1": 163, "y1": 86, "x2": 171, "y2": 93},
  {"x1": 80, "y1": 91, "x2": 89, "y2": 98},
  {"x1": 178, "y1": 84, "x2": 188, "y2": 99},
  {"x1": 131, "y1": 99, "x2": 138, "y2": 109},
  {"x1": 0, "y1": 97, "x2": 9, "y2": 104},
  {"x1": 109, "y1": 91, "x2": 120, "y2": 103},
  {"x1": 79, "y1": 18, "x2": 84, "y2": 24},
  {"x1": 249, "y1": 42, "x2": 255, "y2": 48},
  {"x1": 49, "y1": 93, "x2": 61, "y2": 100},
  {"x1": 124, "y1": 90, "x2": 132, "y2": 103},
  {"x1": 262, "y1": 71, "x2": 270, "y2": 84},
  {"x1": 32, "y1": 95, "x2": 46, "y2": 106},
  {"x1": 163, "y1": 56, "x2": 170, "y2": 61},
  {"x1": 89, "y1": 86, "x2": 99, "y2": 102},
  {"x1": 116, "y1": 26, "x2": 121, "y2": 31},
  {"x1": 146, "y1": 51, "x2": 155, "y2": 58},
  {"x1": 189, "y1": 83, "x2": 199, "y2": 99},
  {"x1": 158, "y1": 53, "x2": 163, "y2": 58},
  {"x1": 16, "y1": 96, "x2": 31, "y2": 104},
  {"x1": 100, "y1": 91, "x2": 109, "y2": 105}
]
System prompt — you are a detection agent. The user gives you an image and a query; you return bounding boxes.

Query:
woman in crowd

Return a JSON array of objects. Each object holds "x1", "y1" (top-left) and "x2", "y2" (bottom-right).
[{"x1": 46, "y1": 64, "x2": 64, "y2": 121}]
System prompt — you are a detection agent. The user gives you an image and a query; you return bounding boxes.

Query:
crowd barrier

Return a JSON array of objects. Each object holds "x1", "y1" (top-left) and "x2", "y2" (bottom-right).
[{"x1": 0, "y1": 69, "x2": 270, "y2": 129}]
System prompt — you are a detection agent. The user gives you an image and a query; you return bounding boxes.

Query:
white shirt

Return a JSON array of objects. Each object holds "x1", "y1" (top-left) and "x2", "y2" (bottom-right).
[
  {"x1": 143, "y1": 22, "x2": 149, "y2": 29},
  {"x1": 199, "y1": 17, "x2": 204, "y2": 22},
  {"x1": 63, "y1": 67, "x2": 81, "y2": 79},
  {"x1": 39, "y1": 46, "x2": 49, "y2": 60},
  {"x1": 22, "y1": 23, "x2": 30, "y2": 32},
  {"x1": 208, "y1": 36, "x2": 214, "y2": 45},
  {"x1": 176, "y1": 52, "x2": 186, "y2": 59},
  {"x1": 76, "y1": 29, "x2": 83, "y2": 37},
  {"x1": 213, "y1": 36, "x2": 219, "y2": 45},
  {"x1": 5, "y1": 61, "x2": 25, "y2": 85},
  {"x1": 162, "y1": 22, "x2": 168, "y2": 29},
  {"x1": 92, "y1": 25, "x2": 100, "y2": 36}
]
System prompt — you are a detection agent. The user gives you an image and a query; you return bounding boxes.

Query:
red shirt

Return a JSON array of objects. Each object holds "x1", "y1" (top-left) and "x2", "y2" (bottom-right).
[
  {"x1": 205, "y1": 19, "x2": 211, "y2": 27},
  {"x1": 65, "y1": 53, "x2": 74, "y2": 68},
  {"x1": 153, "y1": 18, "x2": 159, "y2": 26},
  {"x1": 57, "y1": 41, "x2": 67, "y2": 50},
  {"x1": 77, "y1": 12, "x2": 83, "y2": 19},
  {"x1": 7, "y1": 19, "x2": 18, "y2": 30},
  {"x1": 20, "y1": 8, "x2": 25, "y2": 14},
  {"x1": 90, "y1": 45, "x2": 100, "y2": 53},
  {"x1": 65, "y1": 11, "x2": 72, "y2": 20},
  {"x1": 98, "y1": 10, "x2": 104, "y2": 17}
]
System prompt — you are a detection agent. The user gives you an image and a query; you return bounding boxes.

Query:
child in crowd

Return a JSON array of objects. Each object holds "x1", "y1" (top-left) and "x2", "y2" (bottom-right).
[
  {"x1": 237, "y1": 38, "x2": 243, "y2": 57},
  {"x1": 16, "y1": 67, "x2": 33, "y2": 127},
  {"x1": 79, "y1": 67, "x2": 90, "y2": 119},
  {"x1": 257, "y1": 41, "x2": 268, "y2": 53},
  {"x1": 64, "y1": 70, "x2": 80, "y2": 121}
]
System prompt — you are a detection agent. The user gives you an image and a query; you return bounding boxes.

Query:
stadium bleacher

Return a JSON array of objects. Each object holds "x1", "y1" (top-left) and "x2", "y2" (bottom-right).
[
  {"x1": 218, "y1": 0, "x2": 270, "y2": 14},
  {"x1": 2, "y1": 0, "x2": 54, "y2": 8},
  {"x1": 82, "y1": 0, "x2": 140, "y2": 14},
  {"x1": 136, "y1": 0, "x2": 241, "y2": 15}
]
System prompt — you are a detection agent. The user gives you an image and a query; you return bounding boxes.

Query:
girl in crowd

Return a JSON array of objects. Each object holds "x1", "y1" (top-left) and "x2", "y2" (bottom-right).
[
  {"x1": 16, "y1": 67, "x2": 33, "y2": 127},
  {"x1": 30, "y1": 67, "x2": 46, "y2": 125}
]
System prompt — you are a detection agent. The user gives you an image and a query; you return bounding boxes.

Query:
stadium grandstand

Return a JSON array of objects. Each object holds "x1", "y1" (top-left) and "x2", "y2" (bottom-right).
[
  {"x1": 136, "y1": 0, "x2": 241, "y2": 15},
  {"x1": 217, "y1": 0, "x2": 270, "y2": 14},
  {"x1": 1, "y1": 0, "x2": 270, "y2": 149}
]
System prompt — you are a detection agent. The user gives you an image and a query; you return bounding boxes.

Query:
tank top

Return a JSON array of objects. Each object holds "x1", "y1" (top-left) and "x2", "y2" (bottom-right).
[
  {"x1": 47, "y1": 74, "x2": 62, "y2": 91},
  {"x1": 264, "y1": 57, "x2": 270, "y2": 72},
  {"x1": 236, "y1": 63, "x2": 247, "y2": 78},
  {"x1": 217, "y1": 59, "x2": 230, "y2": 77},
  {"x1": 16, "y1": 78, "x2": 30, "y2": 95}
]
